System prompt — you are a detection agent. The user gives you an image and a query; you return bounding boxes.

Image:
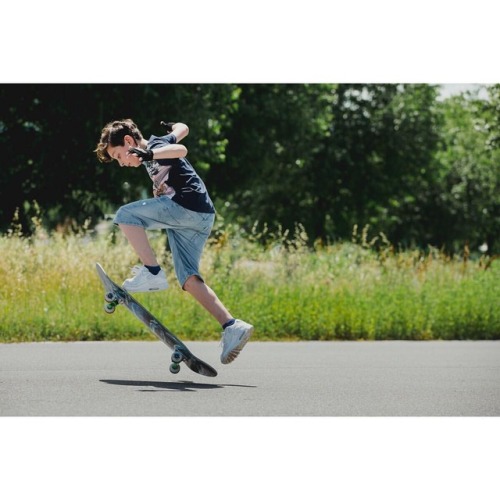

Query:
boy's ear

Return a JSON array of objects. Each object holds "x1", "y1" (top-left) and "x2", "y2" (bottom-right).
[{"x1": 123, "y1": 135, "x2": 135, "y2": 146}]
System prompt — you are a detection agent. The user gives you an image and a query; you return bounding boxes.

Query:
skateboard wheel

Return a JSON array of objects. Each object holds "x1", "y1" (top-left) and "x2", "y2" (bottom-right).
[
  {"x1": 169, "y1": 363, "x2": 180, "y2": 374},
  {"x1": 104, "y1": 302, "x2": 116, "y2": 314},
  {"x1": 105, "y1": 291, "x2": 117, "y2": 303},
  {"x1": 171, "y1": 350, "x2": 183, "y2": 364}
]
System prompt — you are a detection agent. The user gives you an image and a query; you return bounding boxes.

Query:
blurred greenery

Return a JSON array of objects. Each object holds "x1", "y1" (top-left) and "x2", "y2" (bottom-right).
[
  {"x1": 0, "y1": 83, "x2": 498, "y2": 254},
  {"x1": 1, "y1": 223, "x2": 498, "y2": 341}
]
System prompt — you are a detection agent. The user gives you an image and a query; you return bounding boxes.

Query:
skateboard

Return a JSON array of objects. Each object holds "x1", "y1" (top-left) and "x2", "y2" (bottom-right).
[{"x1": 95, "y1": 263, "x2": 217, "y2": 377}]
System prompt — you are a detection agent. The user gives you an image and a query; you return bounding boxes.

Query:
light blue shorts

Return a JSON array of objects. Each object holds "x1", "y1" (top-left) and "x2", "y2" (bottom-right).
[{"x1": 114, "y1": 196, "x2": 215, "y2": 288}]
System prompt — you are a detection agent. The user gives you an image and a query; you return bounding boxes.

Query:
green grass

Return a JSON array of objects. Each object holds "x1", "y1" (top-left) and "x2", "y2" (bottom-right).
[{"x1": 0, "y1": 223, "x2": 498, "y2": 342}]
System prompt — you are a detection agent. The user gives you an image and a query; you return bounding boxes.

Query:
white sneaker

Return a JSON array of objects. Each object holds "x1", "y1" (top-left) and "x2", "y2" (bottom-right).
[
  {"x1": 122, "y1": 265, "x2": 168, "y2": 292},
  {"x1": 220, "y1": 319, "x2": 254, "y2": 364}
]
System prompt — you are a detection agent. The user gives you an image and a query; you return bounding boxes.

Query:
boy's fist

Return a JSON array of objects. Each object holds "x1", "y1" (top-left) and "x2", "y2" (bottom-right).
[
  {"x1": 160, "y1": 121, "x2": 175, "y2": 132},
  {"x1": 128, "y1": 147, "x2": 154, "y2": 162}
]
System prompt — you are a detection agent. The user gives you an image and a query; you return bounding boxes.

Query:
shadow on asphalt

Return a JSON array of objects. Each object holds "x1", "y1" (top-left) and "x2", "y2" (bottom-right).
[{"x1": 100, "y1": 379, "x2": 257, "y2": 392}]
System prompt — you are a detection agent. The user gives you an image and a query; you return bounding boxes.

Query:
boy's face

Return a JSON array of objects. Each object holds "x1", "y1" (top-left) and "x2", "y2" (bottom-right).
[{"x1": 106, "y1": 135, "x2": 142, "y2": 168}]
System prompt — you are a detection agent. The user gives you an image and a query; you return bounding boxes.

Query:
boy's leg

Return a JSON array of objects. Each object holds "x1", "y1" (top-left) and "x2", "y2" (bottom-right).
[
  {"x1": 183, "y1": 275, "x2": 232, "y2": 327},
  {"x1": 112, "y1": 198, "x2": 172, "y2": 291},
  {"x1": 114, "y1": 198, "x2": 165, "y2": 267},
  {"x1": 119, "y1": 224, "x2": 159, "y2": 267},
  {"x1": 161, "y1": 204, "x2": 254, "y2": 364},
  {"x1": 117, "y1": 224, "x2": 168, "y2": 291},
  {"x1": 183, "y1": 275, "x2": 253, "y2": 365}
]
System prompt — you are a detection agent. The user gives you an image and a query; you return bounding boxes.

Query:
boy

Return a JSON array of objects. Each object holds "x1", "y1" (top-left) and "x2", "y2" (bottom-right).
[{"x1": 94, "y1": 119, "x2": 253, "y2": 364}]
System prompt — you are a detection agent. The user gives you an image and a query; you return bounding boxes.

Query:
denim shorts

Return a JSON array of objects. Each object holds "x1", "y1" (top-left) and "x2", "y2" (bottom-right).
[{"x1": 114, "y1": 196, "x2": 215, "y2": 287}]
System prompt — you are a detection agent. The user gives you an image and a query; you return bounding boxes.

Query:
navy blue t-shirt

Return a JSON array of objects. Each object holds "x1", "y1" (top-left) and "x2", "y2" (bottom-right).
[{"x1": 143, "y1": 134, "x2": 215, "y2": 214}]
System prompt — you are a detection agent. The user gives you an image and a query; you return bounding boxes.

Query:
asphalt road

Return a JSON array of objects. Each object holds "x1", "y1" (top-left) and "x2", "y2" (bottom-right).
[{"x1": 1, "y1": 341, "x2": 499, "y2": 416}]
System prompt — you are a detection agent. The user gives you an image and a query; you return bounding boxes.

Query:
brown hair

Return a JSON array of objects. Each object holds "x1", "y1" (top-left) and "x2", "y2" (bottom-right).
[{"x1": 94, "y1": 119, "x2": 143, "y2": 163}]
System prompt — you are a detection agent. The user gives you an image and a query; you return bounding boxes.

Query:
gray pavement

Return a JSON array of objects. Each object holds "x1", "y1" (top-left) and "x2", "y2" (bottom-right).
[{"x1": 1, "y1": 341, "x2": 499, "y2": 416}]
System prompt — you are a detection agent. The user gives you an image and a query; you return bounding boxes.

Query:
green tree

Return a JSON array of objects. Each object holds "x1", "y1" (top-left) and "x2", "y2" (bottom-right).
[
  {"x1": 310, "y1": 84, "x2": 442, "y2": 244},
  {"x1": 431, "y1": 87, "x2": 500, "y2": 254},
  {"x1": 2, "y1": 83, "x2": 497, "y2": 253},
  {"x1": 214, "y1": 84, "x2": 442, "y2": 246},
  {"x1": 207, "y1": 83, "x2": 334, "y2": 237}
]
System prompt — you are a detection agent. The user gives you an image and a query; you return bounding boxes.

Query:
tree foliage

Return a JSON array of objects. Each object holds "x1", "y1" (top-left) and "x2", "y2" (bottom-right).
[{"x1": 0, "y1": 83, "x2": 498, "y2": 253}]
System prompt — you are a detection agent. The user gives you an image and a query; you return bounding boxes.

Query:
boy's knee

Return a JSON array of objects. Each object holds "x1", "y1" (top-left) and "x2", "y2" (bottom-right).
[
  {"x1": 113, "y1": 205, "x2": 128, "y2": 224},
  {"x1": 183, "y1": 275, "x2": 203, "y2": 292}
]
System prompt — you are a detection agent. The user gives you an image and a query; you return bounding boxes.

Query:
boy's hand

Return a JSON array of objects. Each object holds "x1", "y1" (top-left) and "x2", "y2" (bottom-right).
[
  {"x1": 128, "y1": 147, "x2": 154, "y2": 162},
  {"x1": 160, "y1": 121, "x2": 175, "y2": 132}
]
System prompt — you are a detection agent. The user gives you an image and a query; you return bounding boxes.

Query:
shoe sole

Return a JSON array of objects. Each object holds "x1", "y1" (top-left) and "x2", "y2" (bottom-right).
[
  {"x1": 123, "y1": 284, "x2": 169, "y2": 292},
  {"x1": 221, "y1": 326, "x2": 253, "y2": 364}
]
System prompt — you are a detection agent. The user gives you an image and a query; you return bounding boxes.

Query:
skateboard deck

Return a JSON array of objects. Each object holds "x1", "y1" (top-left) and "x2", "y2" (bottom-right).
[{"x1": 95, "y1": 263, "x2": 217, "y2": 377}]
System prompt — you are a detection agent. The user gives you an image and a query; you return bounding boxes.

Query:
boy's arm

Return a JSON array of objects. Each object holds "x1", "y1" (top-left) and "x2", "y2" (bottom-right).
[
  {"x1": 151, "y1": 122, "x2": 189, "y2": 158},
  {"x1": 128, "y1": 142, "x2": 187, "y2": 162},
  {"x1": 170, "y1": 122, "x2": 189, "y2": 143},
  {"x1": 128, "y1": 122, "x2": 190, "y2": 162},
  {"x1": 152, "y1": 142, "x2": 187, "y2": 159},
  {"x1": 161, "y1": 121, "x2": 189, "y2": 143}
]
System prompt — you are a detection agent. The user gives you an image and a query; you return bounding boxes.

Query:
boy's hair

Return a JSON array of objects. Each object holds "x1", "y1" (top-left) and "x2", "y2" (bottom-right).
[{"x1": 94, "y1": 119, "x2": 143, "y2": 163}]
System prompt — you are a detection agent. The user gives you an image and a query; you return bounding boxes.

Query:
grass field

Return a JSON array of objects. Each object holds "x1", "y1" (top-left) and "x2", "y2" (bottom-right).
[{"x1": 0, "y1": 221, "x2": 498, "y2": 342}]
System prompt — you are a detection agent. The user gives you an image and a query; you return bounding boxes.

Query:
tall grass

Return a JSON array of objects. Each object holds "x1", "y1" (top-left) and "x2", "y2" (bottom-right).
[{"x1": 0, "y1": 219, "x2": 498, "y2": 342}]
